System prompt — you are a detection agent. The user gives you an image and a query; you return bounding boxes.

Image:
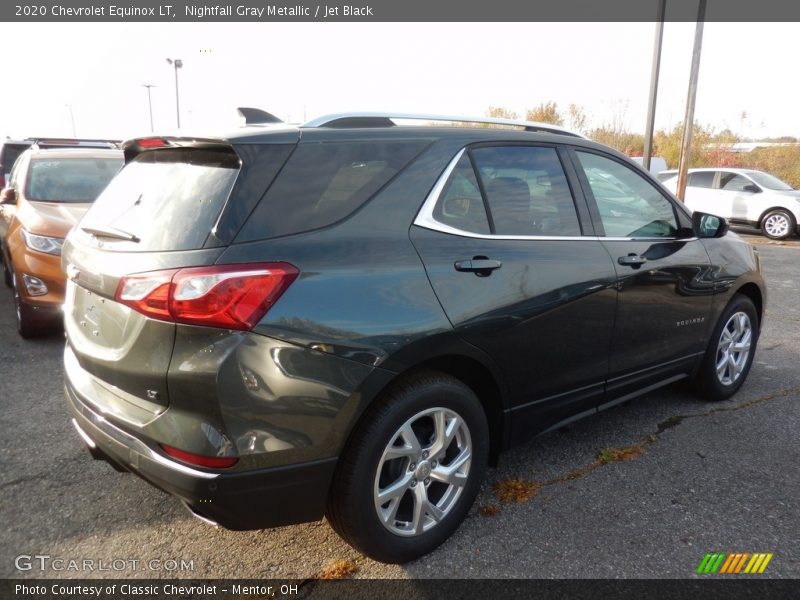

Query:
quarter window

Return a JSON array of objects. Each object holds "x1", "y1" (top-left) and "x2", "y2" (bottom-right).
[
  {"x1": 433, "y1": 154, "x2": 490, "y2": 234},
  {"x1": 238, "y1": 141, "x2": 428, "y2": 241},
  {"x1": 576, "y1": 151, "x2": 678, "y2": 238}
]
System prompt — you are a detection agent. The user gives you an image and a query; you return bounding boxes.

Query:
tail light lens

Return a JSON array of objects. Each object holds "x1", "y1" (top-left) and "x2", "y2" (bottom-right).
[
  {"x1": 160, "y1": 444, "x2": 239, "y2": 469},
  {"x1": 115, "y1": 262, "x2": 298, "y2": 330}
]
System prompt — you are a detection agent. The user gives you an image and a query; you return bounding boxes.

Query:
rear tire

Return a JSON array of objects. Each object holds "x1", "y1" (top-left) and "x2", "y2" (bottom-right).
[
  {"x1": 761, "y1": 209, "x2": 795, "y2": 240},
  {"x1": 694, "y1": 294, "x2": 759, "y2": 401},
  {"x1": 326, "y1": 370, "x2": 488, "y2": 563}
]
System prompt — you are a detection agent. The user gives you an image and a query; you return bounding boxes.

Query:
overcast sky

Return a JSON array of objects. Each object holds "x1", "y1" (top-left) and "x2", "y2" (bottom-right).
[{"x1": 1, "y1": 21, "x2": 798, "y2": 141}]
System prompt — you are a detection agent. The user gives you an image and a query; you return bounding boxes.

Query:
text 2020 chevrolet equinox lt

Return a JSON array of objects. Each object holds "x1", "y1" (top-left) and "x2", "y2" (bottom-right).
[{"x1": 63, "y1": 113, "x2": 765, "y2": 563}]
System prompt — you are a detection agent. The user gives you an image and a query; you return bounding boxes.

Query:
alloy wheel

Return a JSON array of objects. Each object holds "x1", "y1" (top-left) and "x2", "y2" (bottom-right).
[
  {"x1": 716, "y1": 311, "x2": 752, "y2": 386},
  {"x1": 373, "y1": 407, "x2": 472, "y2": 537},
  {"x1": 764, "y1": 213, "x2": 790, "y2": 238}
]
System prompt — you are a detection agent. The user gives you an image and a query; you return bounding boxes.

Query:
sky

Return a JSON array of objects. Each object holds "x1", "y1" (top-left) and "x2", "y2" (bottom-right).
[{"x1": 1, "y1": 21, "x2": 798, "y2": 141}]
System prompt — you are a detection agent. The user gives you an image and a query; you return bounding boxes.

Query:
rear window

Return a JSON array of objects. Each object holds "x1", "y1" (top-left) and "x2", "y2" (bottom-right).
[
  {"x1": 236, "y1": 140, "x2": 427, "y2": 241},
  {"x1": 78, "y1": 148, "x2": 239, "y2": 251},
  {"x1": 27, "y1": 157, "x2": 122, "y2": 202}
]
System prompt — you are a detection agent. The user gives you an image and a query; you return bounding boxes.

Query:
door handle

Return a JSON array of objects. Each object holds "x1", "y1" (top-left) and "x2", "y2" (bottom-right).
[
  {"x1": 617, "y1": 254, "x2": 647, "y2": 267},
  {"x1": 454, "y1": 258, "x2": 503, "y2": 275}
]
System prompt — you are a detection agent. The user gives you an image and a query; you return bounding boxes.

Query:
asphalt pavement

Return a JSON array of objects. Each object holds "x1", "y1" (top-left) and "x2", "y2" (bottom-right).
[{"x1": 1, "y1": 234, "x2": 798, "y2": 579}]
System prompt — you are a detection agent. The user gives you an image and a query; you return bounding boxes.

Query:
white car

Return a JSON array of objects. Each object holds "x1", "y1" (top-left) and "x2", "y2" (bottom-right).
[{"x1": 660, "y1": 168, "x2": 800, "y2": 239}]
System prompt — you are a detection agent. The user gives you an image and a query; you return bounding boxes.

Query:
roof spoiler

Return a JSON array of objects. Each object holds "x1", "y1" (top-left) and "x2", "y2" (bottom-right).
[
  {"x1": 121, "y1": 136, "x2": 235, "y2": 163},
  {"x1": 237, "y1": 107, "x2": 283, "y2": 126}
]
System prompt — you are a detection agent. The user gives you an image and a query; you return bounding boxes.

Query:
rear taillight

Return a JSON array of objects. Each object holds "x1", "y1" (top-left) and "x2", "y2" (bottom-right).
[
  {"x1": 115, "y1": 262, "x2": 298, "y2": 330},
  {"x1": 160, "y1": 444, "x2": 239, "y2": 469}
]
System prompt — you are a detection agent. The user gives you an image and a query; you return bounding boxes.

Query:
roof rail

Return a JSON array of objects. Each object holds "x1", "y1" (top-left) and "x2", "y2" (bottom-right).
[
  {"x1": 301, "y1": 112, "x2": 583, "y2": 138},
  {"x1": 29, "y1": 138, "x2": 121, "y2": 149}
]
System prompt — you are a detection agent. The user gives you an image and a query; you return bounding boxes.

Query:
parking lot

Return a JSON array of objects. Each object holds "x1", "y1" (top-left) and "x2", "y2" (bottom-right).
[{"x1": 1, "y1": 234, "x2": 799, "y2": 579}]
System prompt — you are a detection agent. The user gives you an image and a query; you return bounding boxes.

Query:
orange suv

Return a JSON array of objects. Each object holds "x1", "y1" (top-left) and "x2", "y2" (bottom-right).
[{"x1": 0, "y1": 143, "x2": 122, "y2": 337}]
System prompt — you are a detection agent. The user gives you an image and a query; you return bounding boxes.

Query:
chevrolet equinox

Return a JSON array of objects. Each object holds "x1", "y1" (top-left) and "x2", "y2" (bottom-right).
[{"x1": 63, "y1": 112, "x2": 765, "y2": 563}]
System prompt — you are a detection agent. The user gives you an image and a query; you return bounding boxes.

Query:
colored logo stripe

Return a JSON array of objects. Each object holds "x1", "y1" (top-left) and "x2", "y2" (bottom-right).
[{"x1": 697, "y1": 553, "x2": 773, "y2": 574}]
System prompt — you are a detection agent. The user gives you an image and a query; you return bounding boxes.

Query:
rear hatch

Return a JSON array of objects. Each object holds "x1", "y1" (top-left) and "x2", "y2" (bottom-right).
[{"x1": 63, "y1": 135, "x2": 297, "y2": 420}]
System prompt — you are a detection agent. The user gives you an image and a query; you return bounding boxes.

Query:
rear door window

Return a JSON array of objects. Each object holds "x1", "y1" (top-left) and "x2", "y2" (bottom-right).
[
  {"x1": 471, "y1": 145, "x2": 581, "y2": 236},
  {"x1": 78, "y1": 148, "x2": 239, "y2": 251},
  {"x1": 236, "y1": 140, "x2": 428, "y2": 241}
]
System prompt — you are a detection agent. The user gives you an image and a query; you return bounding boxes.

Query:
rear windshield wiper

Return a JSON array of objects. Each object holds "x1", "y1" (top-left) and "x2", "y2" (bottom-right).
[{"x1": 81, "y1": 225, "x2": 140, "y2": 243}]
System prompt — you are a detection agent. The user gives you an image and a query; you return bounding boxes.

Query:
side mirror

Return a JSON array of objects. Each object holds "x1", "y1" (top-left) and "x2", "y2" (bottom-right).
[
  {"x1": 0, "y1": 187, "x2": 16, "y2": 205},
  {"x1": 743, "y1": 184, "x2": 761, "y2": 193},
  {"x1": 693, "y1": 211, "x2": 729, "y2": 238}
]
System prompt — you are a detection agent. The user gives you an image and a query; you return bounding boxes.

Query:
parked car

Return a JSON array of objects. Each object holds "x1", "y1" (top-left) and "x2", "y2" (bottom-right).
[
  {"x1": 63, "y1": 113, "x2": 764, "y2": 563},
  {"x1": 629, "y1": 155, "x2": 668, "y2": 175},
  {"x1": 0, "y1": 138, "x2": 33, "y2": 189},
  {"x1": 1, "y1": 144, "x2": 123, "y2": 336},
  {"x1": 660, "y1": 168, "x2": 800, "y2": 240}
]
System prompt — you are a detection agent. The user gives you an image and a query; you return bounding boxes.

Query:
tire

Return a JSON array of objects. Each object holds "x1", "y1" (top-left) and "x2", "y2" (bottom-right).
[
  {"x1": 12, "y1": 270, "x2": 41, "y2": 339},
  {"x1": 694, "y1": 294, "x2": 759, "y2": 401},
  {"x1": 1, "y1": 246, "x2": 11, "y2": 288},
  {"x1": 326, "y1": 370, "x2": 489, "y2": 563},
  {"x1": 761, "y1": 209, "x2": 795, "y2": 240}
]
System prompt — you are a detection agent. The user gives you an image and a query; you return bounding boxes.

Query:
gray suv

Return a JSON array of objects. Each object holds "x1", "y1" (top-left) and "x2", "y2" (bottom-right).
[{"x1": 64, "y1": 113, "x2": 764, "y2": 563}]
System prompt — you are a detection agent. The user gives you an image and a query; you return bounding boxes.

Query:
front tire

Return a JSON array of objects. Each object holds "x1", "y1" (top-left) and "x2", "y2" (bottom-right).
[
  {"x1": 761, "y1": 209, "x2": 795, "y2": 240},
  {"x1": 12, "y1": 270, "x2": 42, "y2": 339},
  {"x1": 326, "y1": 371, "x2": 489, "y2": 563},
  {"x1": 1, "y1": 246, "x2": 11, "y2": 288},
  {"x1": 694, "y1": 294, "x2": 759, "y2": 401}
]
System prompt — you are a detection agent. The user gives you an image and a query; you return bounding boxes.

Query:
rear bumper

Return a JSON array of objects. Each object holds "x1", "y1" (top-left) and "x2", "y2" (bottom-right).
[{"x1": 65, "y1": 381, "x2": 337, "y2": 529}]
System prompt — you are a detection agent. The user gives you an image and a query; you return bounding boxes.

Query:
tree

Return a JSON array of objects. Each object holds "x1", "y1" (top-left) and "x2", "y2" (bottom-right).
[
  {"x1": 566, "y1": 103, "x2": 588, "y2": 134},
  {"x1": 525, "y1": 102, "x2": 563, "y2": 126},
  {"x1": 485, "y1": 106, "x2": 518, "y2": 120}
]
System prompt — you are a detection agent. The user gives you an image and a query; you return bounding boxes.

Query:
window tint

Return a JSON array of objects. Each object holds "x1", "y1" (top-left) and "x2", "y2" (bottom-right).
[
  {"x1": 576, "y1": 151, "x2": 678, "y2": 238},
  {"x1": 719, "y1": 173, "x2": 752, "y2": 192},
  {"x1": 433, "y1": 154, "x2": 490, "y2": 234},
  {"x1": 27, "y1": 157, "x2": 122, "y2": 202},
  {"x1": 688, "y1": 171, "x2": 715, "y2": 188},
  {"x1": 470, "y1": 146, "x2": 580, "y2": 236},
  {"x1": 238, "y1": 141, "x2": 427, "y2": 241},
  {"x1": 79, "y1": 148, "x2": 238, "y2": 251}
]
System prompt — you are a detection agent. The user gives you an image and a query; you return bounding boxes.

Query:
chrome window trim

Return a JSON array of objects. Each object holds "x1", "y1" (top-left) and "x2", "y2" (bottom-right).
[{"x1": 412, "y1": 147, "x2": 696, "y2": 243}]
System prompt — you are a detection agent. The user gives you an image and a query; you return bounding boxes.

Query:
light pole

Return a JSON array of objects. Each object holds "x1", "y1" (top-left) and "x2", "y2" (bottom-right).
[
  {"x1": 643, "y1": 0, "x2": 666, "y2": 172},
  {"x1": 142, "y1": 84, "x2": 156, "y2": 132},
  {"x1": 676, "y1": 0, "x2": 707, "y2": 202},
  {"x1": 65, "y1": 104, "x2": 77, "y2": 137},
  {"x1": 166, "y1": 58, "x2": 183, "y2": 129}
]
